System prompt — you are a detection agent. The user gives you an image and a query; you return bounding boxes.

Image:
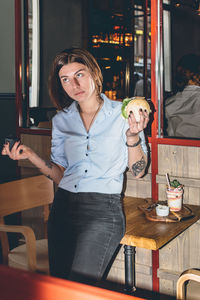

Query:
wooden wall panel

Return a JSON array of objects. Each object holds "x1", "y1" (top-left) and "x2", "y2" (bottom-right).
[
  {"x1": 157, "y1": 144, "x2": 200, "y2": 205},
  {"x1": 19, "y1": 134, "x2": 51, "y2": 169},
  {"x1": 158, "y1": 145, "x2": 200, "y2": 179},
  {"x1": 125, "y1": 172, "x2": 152, "y2": 198},
  {"x1": 158, "y1": 144, "x2": 200, "y2": 296},
  {"x1": 158, "y1": 221, "x2": 200, "y2": 296}
]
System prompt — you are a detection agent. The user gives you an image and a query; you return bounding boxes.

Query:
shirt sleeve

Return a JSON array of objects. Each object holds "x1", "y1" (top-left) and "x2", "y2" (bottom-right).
[{"x1": 50, "y1": 115, "x2": 68, "y2": 169}]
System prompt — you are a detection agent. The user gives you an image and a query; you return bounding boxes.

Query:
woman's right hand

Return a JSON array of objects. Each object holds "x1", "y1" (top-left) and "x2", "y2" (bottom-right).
[{"x1": 1, "y1": 141, "x2": 33, "y2": 160}]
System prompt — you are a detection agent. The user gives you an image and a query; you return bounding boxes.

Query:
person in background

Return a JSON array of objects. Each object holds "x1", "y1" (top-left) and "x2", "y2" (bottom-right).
[
  {"x1": 2, "y1": 48, "x2": 149, "y2": 285},
  {"x1": 165, "y1": 53, "x2": 200, "y2": 138},
  {"x1": 134, "y1": 77, "x2": 151, "y2": 99}
]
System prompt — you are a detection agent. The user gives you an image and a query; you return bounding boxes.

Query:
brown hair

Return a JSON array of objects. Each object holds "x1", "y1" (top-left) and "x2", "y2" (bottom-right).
[
  {"x1": 48, "y1": 48, "x2": 103, "y2": 110},
  {"x1": 175, "y1": 54, "x2": 200, "y2": 91}
]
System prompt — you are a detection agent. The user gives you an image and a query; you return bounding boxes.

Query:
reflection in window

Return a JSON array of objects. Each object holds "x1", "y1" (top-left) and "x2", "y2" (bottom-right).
[
  {"x1": 165, "y1": 53, "x2": 200, "y2": 138},
  {"x1": 88, "y1": 0, "x2": 151, "y2": 101},
  {"x1": 163, "y1": 0, "x2": 200, "y2": 139}
]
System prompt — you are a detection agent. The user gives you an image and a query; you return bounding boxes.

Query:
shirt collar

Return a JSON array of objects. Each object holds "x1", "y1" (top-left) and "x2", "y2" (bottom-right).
[
  {"x1": 100, "y1": 93, "x2": 115, "y2": 117},
  {"x1": 63, "y1": 101, "x2": 79, "y2": 114},
  {"x1": 63, "y1": 93, "x2": 116, "y2": 117}
]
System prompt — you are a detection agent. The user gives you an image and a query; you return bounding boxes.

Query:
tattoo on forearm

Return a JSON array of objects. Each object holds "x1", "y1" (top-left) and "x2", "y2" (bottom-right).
[
  {"x1": 132, "y1": 156, "x2": 146, "y2": 176},
  {"x1": 37, "y1": 160, "x2": 54, "y2": 180},
  {"x1": 44, "y1": 161, "x2": 53, "y2": 180},
  {"x1": 45, "y1": 160, "x2": 53, "y2": 169}
]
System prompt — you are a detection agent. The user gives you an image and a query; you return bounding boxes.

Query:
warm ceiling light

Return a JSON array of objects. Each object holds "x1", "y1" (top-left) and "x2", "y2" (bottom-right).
[
  {"x1": 116, "y1": 56, "x2": 122, "y2": 61},
  {"x1": 136, "y1": 30, "x2": 143, "y2": 35}
]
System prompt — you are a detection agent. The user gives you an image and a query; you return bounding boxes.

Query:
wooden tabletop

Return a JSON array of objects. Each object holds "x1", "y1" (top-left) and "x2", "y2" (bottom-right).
[{"x1": 121, "y1": 197, "x2": 200, "y2": 250}]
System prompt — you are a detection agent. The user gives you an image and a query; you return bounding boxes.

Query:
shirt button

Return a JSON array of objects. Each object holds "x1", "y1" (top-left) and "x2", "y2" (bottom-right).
[
  {"x1": 85, "y1": 170, "x2": 88, "y2": 173},
  {"x1": 86, "y1": 153, "x2": 88, "y2": 156},
  {"x1": 74, "y1": 185, "x2": 77, "y2": 188},
  {"x1": 86, "y1": 136, "x2": 89, "y2": 139}
]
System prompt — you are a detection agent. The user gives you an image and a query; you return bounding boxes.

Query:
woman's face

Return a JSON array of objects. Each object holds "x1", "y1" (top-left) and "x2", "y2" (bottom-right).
[{"x1": 59, "y1": 62, "x2": 96, "y2": 102}]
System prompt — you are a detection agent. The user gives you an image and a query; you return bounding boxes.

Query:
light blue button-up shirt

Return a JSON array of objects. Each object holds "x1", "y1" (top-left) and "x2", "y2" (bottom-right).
[{"x1": 51, "y1": 94, "x2": 147, "y2": 194}]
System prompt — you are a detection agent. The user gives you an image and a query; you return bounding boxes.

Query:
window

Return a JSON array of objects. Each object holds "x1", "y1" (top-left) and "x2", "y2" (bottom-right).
[{"x1": 163, "y1": 0, "x2": 200, "y2": 139}]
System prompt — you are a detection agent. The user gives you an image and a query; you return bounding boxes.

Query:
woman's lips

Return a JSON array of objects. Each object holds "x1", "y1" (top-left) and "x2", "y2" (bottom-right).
[{"x1": 75, "y1": 91, "x2": 84, "y2": 96}]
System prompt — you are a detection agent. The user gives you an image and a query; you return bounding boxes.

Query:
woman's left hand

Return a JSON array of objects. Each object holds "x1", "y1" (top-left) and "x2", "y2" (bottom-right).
[{"x1": 126, "y1": 109, "x2": 149, "y2": 137}]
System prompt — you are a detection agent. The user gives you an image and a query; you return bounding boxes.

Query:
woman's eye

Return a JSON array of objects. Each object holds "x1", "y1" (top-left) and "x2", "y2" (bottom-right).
[
  {"x1": 76, "y1": 73, "x2": 83, "y2": 78},
  {"x1": 63, "y1": 78, "x2": 70, "y2": 83}
]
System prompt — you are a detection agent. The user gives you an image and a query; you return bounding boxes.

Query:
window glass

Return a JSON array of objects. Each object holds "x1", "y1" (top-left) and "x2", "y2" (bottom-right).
[
  {"x1": 163, "y1": 0, "x2": 200, "y2": 139},
  {"x1": 88, "y1": 0, "x2": 151, "y2": 101}
]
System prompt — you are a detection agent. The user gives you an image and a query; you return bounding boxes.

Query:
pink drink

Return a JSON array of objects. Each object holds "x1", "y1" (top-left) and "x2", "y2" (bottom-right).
[{"x1": 166, "y1": 186, "x2": 183, "y2": 211}]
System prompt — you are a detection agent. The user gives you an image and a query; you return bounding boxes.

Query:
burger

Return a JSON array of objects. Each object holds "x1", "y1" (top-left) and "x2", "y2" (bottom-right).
[{"x1": 121, "y1": 97, "x2": 151, "y2": 122}]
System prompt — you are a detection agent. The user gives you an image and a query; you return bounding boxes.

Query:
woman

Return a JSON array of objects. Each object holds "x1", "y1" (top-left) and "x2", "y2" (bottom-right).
[
  {"x1": 165, "y1": 54, "x2": 200, "y2": 138},
  {"x1": 2, "y1": 48, "x2": 149, "y2": 285}
]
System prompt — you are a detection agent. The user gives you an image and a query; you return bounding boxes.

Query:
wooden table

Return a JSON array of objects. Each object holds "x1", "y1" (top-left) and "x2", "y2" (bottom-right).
[{"x1": 120, "y1": 196, "x2": 200, "y2": 292}]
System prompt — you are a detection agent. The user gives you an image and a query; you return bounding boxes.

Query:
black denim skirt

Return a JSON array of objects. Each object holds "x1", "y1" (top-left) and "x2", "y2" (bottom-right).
[{"x1": 47, "y1": 188, "x2": 125, "y2": 285}]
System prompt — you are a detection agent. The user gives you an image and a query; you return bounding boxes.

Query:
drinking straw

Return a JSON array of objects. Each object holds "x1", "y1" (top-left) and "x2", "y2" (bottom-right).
[{"x1": 165, "y1": 173, "x2": 171, "y2": 189}]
